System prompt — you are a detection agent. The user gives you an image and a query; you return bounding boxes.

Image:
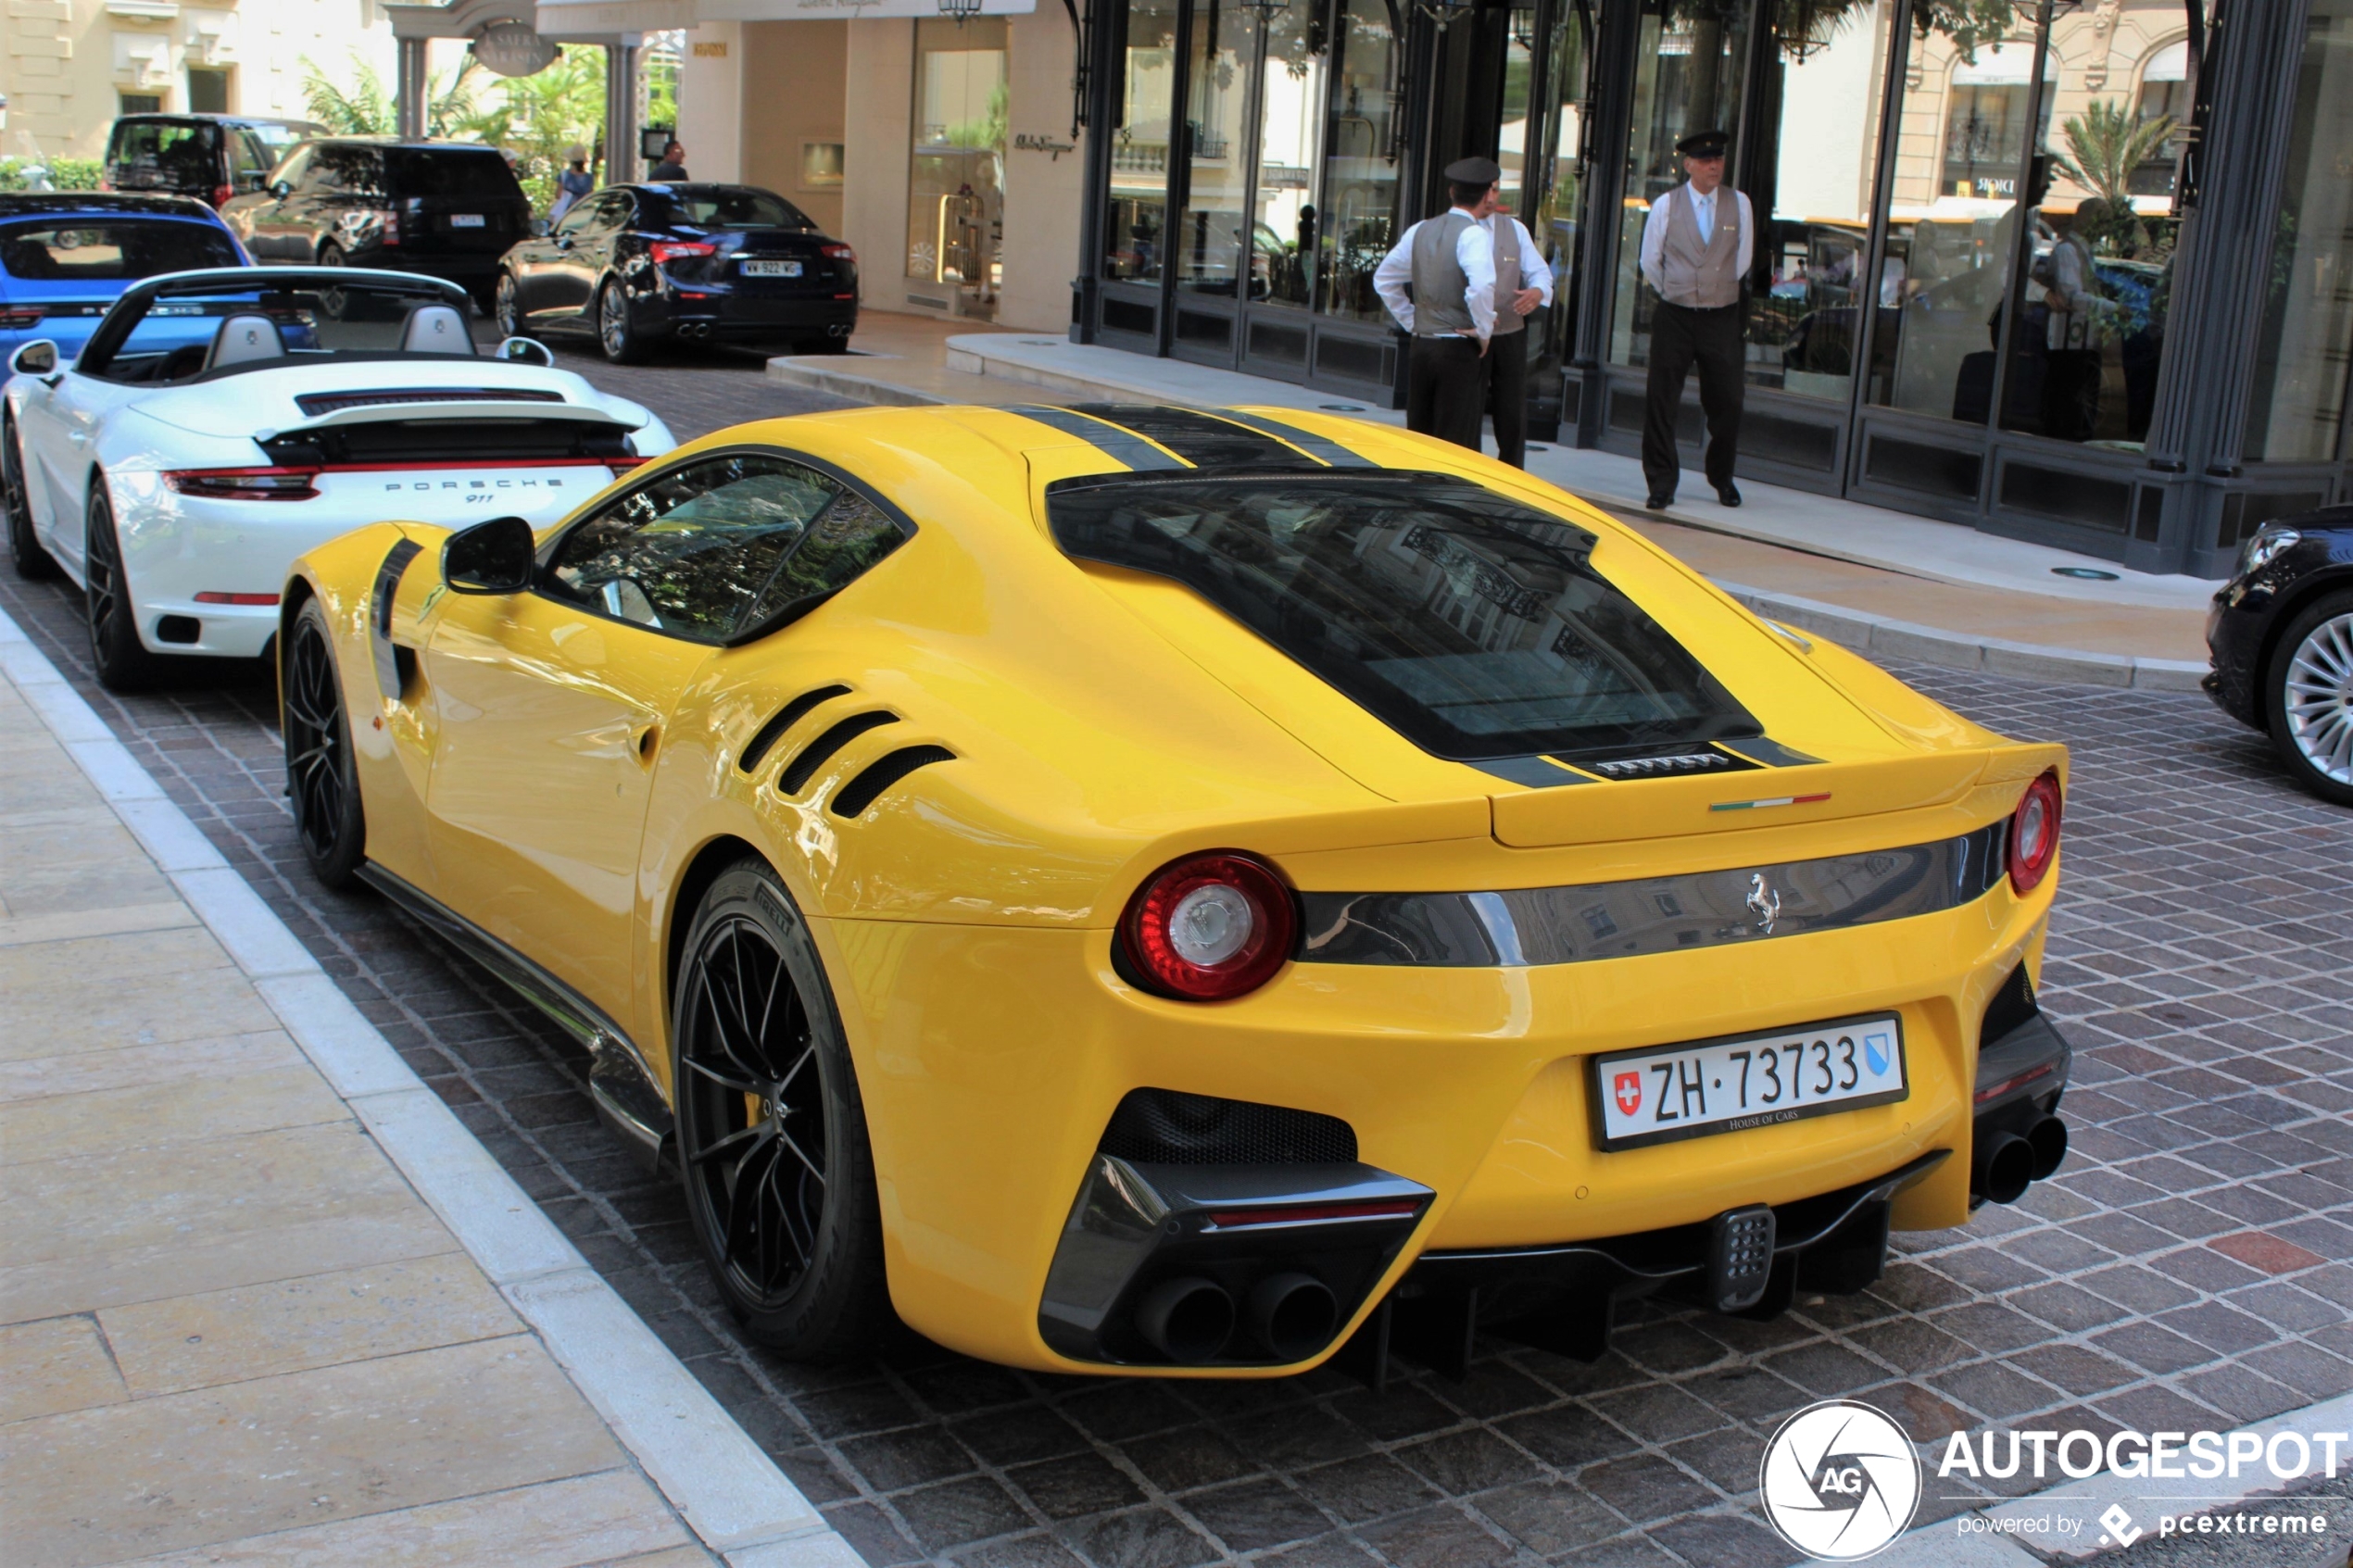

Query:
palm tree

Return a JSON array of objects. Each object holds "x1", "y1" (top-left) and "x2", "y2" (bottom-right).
[
  {"x1": 2050, "y1": 97, "x2": 2177, "y2": 207},
  {"x1": 299, "y1": 52, "x2": 487, "y2": 140}
]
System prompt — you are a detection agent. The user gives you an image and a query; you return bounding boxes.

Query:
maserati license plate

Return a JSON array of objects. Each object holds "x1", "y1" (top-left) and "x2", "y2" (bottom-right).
[
  {"x1": 1592, "y1": 1014, "x2": 1907, "y2": 1151},
  {"x1": 741, "y1": 258, "x2": 803, "y2": 277},
  {"x1": 449, "y1": 213, "x2": 485, "y2": 227}
]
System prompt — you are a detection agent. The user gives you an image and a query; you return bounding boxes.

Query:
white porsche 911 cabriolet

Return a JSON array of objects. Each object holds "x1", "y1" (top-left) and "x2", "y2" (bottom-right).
[{"x1": 3, "y1": 265, "x2": 673, "y2": 687}]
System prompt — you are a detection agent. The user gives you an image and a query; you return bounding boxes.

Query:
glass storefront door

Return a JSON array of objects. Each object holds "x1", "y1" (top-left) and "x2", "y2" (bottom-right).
[{"x1": 908, "y1": 18, "x2": 1007, "y2": 320}]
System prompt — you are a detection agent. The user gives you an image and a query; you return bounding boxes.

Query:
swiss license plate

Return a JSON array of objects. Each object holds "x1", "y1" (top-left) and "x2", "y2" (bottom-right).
[
  {"x1": 1592, "y1": 1014, "x2": 1906, "y2": 1151},
  {"x1": 449, "y1": 213, "x2": 485, "y2": 228},
  {"x1": 741, "y1": 258, "x2": 803, "y2": 277}
]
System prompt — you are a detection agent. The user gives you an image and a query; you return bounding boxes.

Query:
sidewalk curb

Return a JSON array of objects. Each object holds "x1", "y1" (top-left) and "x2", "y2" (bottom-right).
[
  {"x1": 767, "y1": 354, "x2": 950, "y2": 407},
  {"x1": 0, "y1": 608, "x2": 860, "y2": 1568},
  {"x1": 1719, "y1": 583, "x2": 2209, "y2": 693}
]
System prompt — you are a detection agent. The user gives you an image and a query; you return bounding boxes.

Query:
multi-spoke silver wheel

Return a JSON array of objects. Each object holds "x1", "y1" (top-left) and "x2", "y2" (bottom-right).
[
  {"x1": 673, "y1": 860, "x2": 886, "y2": 1355},
  {"x1": 597, "y1": 282, "x2": 645, "y2": 364},
  {"x1": 2283, "y1": 608, "x2": 2353, "y2": 786}
]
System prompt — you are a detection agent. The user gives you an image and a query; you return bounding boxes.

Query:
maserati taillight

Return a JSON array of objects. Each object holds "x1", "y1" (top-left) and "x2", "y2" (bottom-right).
[
  {"x1": 821, "y1": 243, "x2": 855, "y2": 263},
  {"x1": 1120, "y1": 851, "x2": 1296, "y2": 1001},
  {"x1": 2008, "y1": 771, "x2": 2062, "y2": 895},
  {"x1": 164, "y1": 467, "x2": 321, "y2": 501},
  {"x1": 650, "y1": 241, "x2": 717, "y2": 267}
]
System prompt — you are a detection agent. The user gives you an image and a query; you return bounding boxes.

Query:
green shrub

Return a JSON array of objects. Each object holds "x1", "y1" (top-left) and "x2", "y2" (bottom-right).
[{"x1": 0, "y1": 157, "x2": 105, "y2": 191}]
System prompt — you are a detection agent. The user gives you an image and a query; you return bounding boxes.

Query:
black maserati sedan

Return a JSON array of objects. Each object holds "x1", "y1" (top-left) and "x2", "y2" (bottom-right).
[
  {"x1": 2206, "y1": 505, "x2": 2353, "y2": 807},
  {"x1": 492, "y1": 182, "x2": 858, "y2": 363}
]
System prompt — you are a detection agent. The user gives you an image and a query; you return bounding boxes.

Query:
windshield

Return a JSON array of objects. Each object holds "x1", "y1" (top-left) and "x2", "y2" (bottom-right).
[
  {"x1": 1047, "y1": 472, "x2": 1758, "y2": 762},
  {"x1": 657, "y1": 188, "x2": 814, "y2": 231},
  {"x1": 384, "y1": 148, "x2": 525, "y2": 198},
  {"x1": 0, "y1": 220, "x2": 241, "y2": 283},
  {"x1": 107, "y1": 121, "x2": 219, "y2": 187},
  {"x1": 88, "y1": 280, "x2": 470, "y2": 382}
]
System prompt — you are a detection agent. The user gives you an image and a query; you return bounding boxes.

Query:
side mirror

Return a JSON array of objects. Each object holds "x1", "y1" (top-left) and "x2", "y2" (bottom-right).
[
  {"x1": 271, "y1": 179, "x2": 293, "y2": 200},
  {"x1": 8, "y1": 339, "x2": 58, "y2": 377},
  {"x1": 442, "y1": 515, "x2": 536, "y2": 595},
  {"x1": 555, "y1": 233, "x2": 574, "y2": 251},
  {"x1": 492, "y1": 336, "x2": 555, "y2": 367}
]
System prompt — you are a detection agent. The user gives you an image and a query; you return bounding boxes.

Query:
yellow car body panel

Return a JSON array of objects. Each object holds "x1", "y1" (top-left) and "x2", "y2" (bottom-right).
[{"x1": 282, "y1": 402, "x2": 2070, "y2": 1377}]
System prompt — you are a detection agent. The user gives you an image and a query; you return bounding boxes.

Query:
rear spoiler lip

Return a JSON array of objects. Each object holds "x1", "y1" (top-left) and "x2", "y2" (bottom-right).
[{"x1": 256, "y1": 399, "x2": 644, "y2": 441}]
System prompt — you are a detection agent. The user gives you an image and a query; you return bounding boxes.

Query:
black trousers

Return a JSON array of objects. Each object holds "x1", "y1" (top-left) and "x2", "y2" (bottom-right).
[
  {"x1": 1406, "y1": 333, "x2": 1484, "y2": 451},
  {"x1": 1484, "y1": 327, "x2": 1529, "y2": 468},
  {"x1": 1642, "y1": 299, "x2": 1743, "y2": 498}
]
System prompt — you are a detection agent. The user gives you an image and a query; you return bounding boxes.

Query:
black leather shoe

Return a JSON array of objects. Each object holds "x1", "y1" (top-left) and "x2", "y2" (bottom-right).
[
  {"x1": 1644, "y1": 493, "x2": 1673, "y2": 511},
  {"x1": 1716, "y1": 482, "x2": 1743, "y2": 508}
]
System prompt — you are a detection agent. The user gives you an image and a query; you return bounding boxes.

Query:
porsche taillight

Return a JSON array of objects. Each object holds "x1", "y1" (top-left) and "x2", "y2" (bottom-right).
[
  {"x1": 606, "y1": 456, "x2": 648, "y2": 478},
  {"x1": 2008, "y1": 771, "x2": 2062, "y2": 895},
  {"x1": 1120, "y1": 852, "x2": 1296, "y2": 1001},
  {"x1": 163, "y1": 467, "x2": 321, "y2": 501}
]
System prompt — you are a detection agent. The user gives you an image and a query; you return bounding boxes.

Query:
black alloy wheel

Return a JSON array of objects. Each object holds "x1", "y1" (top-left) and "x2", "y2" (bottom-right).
[
  {"x1": 82, "y1": 486, "x2": 156, "y2": 691},
  {"x1": 316, "y1": 242, "x2": 346, "y2": 266},
  {"x1": 673, "y1": 859, "x2": 887, "y2": 1357},
  {"x1": 283, "y1": 598, "x2": 368, "y2": 889},
  {"x1": 2269, "y1": 591, "x2": 2353, "y2": 809},
  {"x1": 494, "y1": 272, "x2": 529, "y2": 340},
  {"x1": 3, "y1": 415, "x2": 57, "y2": 579},
  {"x1": 597, "y1": 280, "x2": 648, "y2": 365}
]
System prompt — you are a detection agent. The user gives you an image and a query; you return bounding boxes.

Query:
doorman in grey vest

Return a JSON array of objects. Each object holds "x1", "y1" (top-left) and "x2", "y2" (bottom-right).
[
  {"x1": 1373, "y1": 157, "x2": 1501, "y2": 451},
  {"x1": 1483, "y1": 202, "x2": 1554, "y2": 467},
  {"x1": 1638, "y1": 129, "x2": 1754, "y2": 508}
]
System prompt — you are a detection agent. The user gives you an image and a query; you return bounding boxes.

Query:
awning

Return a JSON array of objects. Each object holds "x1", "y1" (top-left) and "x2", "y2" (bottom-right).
[
  {"x1": 2144, "y1": 39, "x2": 2190, "y2": 82},
  {"x1": 1950, "y1": 43, "x2": 2052, "y2": 85},
  {"x1": 533, "y1": 0, "x2": 1030, "y2": 26}
]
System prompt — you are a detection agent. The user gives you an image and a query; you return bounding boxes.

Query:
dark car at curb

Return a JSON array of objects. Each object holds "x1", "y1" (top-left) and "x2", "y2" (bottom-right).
[
  {"x1": 219, "y1": 139, "x2": 532, "y2": 310},
  {"x1": 2206, "y1": 505, "x2": 2353, "y2": 808},
  {"x1": 102, "y1": 114, "x2": 322, "y2": 209},
  {"x1": 491, "y1": 182, "x2": 858, "y2": 363}
]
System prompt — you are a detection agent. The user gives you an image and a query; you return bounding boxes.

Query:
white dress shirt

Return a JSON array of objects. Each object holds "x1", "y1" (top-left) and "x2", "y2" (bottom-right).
[
  {"x1": 1638, "y1": 182, "x2": 1755, "y2": 294},
  {"x1": 1372, "y1": 209, "x2": 1498, "y2": 341},
  {"x1": 1491, "y1": 213, "x2": 1554, "y2": 314}
]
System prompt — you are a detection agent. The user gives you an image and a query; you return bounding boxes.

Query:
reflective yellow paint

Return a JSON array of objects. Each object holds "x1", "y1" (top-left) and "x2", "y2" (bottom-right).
[{"x1": 285, "y1": 406, "x2": 2067, "y2": 1376}]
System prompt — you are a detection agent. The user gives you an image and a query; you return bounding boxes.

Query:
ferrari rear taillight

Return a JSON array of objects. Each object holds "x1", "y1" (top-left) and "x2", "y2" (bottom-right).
[
  {"x1": 1120, "y1": 852, "x2": 1296, "y2": 1001},
  {"x1": 650, "y1": 241, "x2": 717, "y2": 267},
  {"x1": 163, "y1": 467, "x2": 321, "y2": 501},
  {"x1": 2008, "y1": 771, "x2": 2062, "y2": 895}
]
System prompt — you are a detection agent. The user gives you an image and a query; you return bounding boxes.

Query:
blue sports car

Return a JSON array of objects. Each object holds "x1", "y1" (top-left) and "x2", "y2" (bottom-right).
[{"x1": 1, "y1": 193, "x2": 249, "y2": 363}]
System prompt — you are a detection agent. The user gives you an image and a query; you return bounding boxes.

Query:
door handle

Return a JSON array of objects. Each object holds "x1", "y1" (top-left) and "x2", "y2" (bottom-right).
[{"x1": 66, "y1": 429, "x2": 90, "y2": 445}]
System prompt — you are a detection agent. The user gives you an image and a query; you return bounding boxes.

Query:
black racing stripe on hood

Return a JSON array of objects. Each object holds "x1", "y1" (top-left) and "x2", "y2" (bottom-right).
[
  {"x1": 1006, "y1": 405, "x2": 1189, "y2": 470},
  {"x1": 1207, "y1": 409, "x2": 1378, "y2": 468},
  {"x1": 1063, "y1": 404, "x2": 1327, "y2": 470}
]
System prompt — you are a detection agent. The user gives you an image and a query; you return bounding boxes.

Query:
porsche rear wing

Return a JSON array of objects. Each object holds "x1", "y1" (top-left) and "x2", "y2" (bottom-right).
[{"x1": 256, "y1": 399, "x2": 646, "y2": 443}]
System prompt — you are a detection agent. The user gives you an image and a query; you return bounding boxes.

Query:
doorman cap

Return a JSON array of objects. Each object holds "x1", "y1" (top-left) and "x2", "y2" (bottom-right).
[
  {"x1": 1443, "y1": 156, "x2": 1503, "y2": 185},
  {"x1": 1675, "y1": 129, "x2": 1730, "y2": 157}
]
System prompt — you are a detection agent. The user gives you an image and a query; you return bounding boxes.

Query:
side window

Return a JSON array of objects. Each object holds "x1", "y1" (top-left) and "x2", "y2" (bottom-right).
[
  {"x1": 231, "y1": 132, "x2": 271, "y2": 184},
  {"x1": 308, "y1": 145, "x2": 382, "y2": 195},
  {"x1": 582, "y1": 192, "x2": 634, "y2": 232},
  {"x1": 268, "y1": 145, "x2": 312, "y2": 189},
  {"x1": 544, "y1": 453, "x2": 912, "y2": 642},
  {"x1": 552, "y1": 199, "x2": 599, "y2": 237}
]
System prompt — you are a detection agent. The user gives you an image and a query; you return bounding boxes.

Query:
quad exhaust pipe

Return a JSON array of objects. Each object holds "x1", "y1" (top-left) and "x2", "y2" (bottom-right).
[
  {"x1": 1132, "y1": 1272, "x2": 1340, "y2": 1364},
  {"x1": 676, "y1": 321, "x2": 712, "y2": 341},
  {"x1": 1972, "y1": 1114, "x2": 2068, "y2": 1205}
]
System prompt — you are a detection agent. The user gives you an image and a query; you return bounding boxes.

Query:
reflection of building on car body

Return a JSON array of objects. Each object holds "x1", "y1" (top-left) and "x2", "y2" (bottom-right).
[
  {"x1": 270, "y1": 399, "x2": 2076, "y2": 1380},
  {"x1": 2, "y1": 266, "x2": 672, "y2": 688}
]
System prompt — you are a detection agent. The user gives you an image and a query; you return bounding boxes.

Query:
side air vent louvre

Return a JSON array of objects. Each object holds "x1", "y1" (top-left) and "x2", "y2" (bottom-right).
[
  {"x1": 832, "y1": 745, "x2": 956, "y2": 819},
  {"x1": 739, "y1": 684, "x2": 851, "y2": 773},
  {"x1": 777, "y1": 710, "x2": 899, "y2": 795}
]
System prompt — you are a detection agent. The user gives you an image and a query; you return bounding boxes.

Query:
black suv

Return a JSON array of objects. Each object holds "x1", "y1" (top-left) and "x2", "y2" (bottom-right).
[
  {"x1": 220, "y1": 138, "x2": 532, "y2": 308},
  {"x1": 103, "y1": 114, "x2": 321, "y2": 208}
]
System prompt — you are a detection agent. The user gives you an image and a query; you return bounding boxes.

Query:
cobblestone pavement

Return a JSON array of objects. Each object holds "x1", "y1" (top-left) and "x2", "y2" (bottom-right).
[{"x1": 5, "y1": 355, "x2": 2350, "y2": 1568}]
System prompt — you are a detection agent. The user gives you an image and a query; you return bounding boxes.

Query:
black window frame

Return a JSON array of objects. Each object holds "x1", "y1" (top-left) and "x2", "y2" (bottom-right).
[{"x1": 532, "y1": 444, "x2": 919, "y2": 647}]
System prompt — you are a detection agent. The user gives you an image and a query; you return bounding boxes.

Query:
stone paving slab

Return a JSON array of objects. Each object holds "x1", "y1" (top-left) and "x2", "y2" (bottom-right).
[
  {"x1": 3, "y1": 353, "x2": 2348, "y2": 1568},
  {"x1": 0, "y1": 662, "x2": 720, "y2": 1568}
]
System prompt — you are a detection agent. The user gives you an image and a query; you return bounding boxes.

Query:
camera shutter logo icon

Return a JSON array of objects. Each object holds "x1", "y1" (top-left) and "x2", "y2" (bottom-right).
[{"x1": 1758, "y1": 1399, "x2": 1921, "y2": 1560}]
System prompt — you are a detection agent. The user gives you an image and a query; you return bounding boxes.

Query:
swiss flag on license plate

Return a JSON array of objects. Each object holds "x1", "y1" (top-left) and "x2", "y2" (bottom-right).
[{"x1": 1614, "y1": 1071, "x2": 1642, "y2": 1118}]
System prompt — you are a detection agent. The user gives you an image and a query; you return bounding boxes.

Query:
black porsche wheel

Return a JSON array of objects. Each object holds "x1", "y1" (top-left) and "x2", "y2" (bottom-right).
[
  {"x1": 2268, "y1": 591, "x2": 2353, "y2": 809},
  {"x1": 316, "y1": 242, "x2": 347, "y2": 267},
  {"x1": 494, "y1": 272, "x2": 529, "y2": 340},
  {"x1": 3, "y1": 415, "x2": 57, "y2": 580},
  {"x1": 598, "y1": 281, "x2": 648, "y2": 365},
  {"x1": 83, "y1": 486, "x2": 156, "y2": 691},
  {"x1": 283, "y1": 599, "x2": 368, "y2": 889},
  {"x1": 674, "y1": 860, "x2": 887, "y2": 1358}
]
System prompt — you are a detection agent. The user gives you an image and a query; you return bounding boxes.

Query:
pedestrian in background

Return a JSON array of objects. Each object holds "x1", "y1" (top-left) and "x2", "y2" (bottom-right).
[
  {"x1": 1638, "y1": 128, "x2": 1751, "y2": 510},
  {"x1": 1483, "y1": 197, "x2": 1553, "y2": 468},
  {"x1": 1373, "y1": 156, "x2": 1502, "y2": 453},
  {"x1": 649, "y1": 141, "x2": 689, "y2": 181},
  {"x1": 550, "y1": 146, "x2": 594, "y2": 222}
]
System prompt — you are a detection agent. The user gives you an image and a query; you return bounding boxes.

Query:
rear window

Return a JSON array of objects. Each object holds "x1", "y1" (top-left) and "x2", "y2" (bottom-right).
[
  {"x1": 656, "y1": 188, "x2": 814, "y2": 231},
  {"x1": 1047, "y1": 472, "x2": 1758, "y2": 762},
  {"x1": 384, "y1": 148, "x2": 526, "y2": 199},
  {"x1": 106, "y1": 120, "x2": 219, "y2": 183},
  {"x1": 0, "y1": 220, "x2": 241, "y2": 282}
]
